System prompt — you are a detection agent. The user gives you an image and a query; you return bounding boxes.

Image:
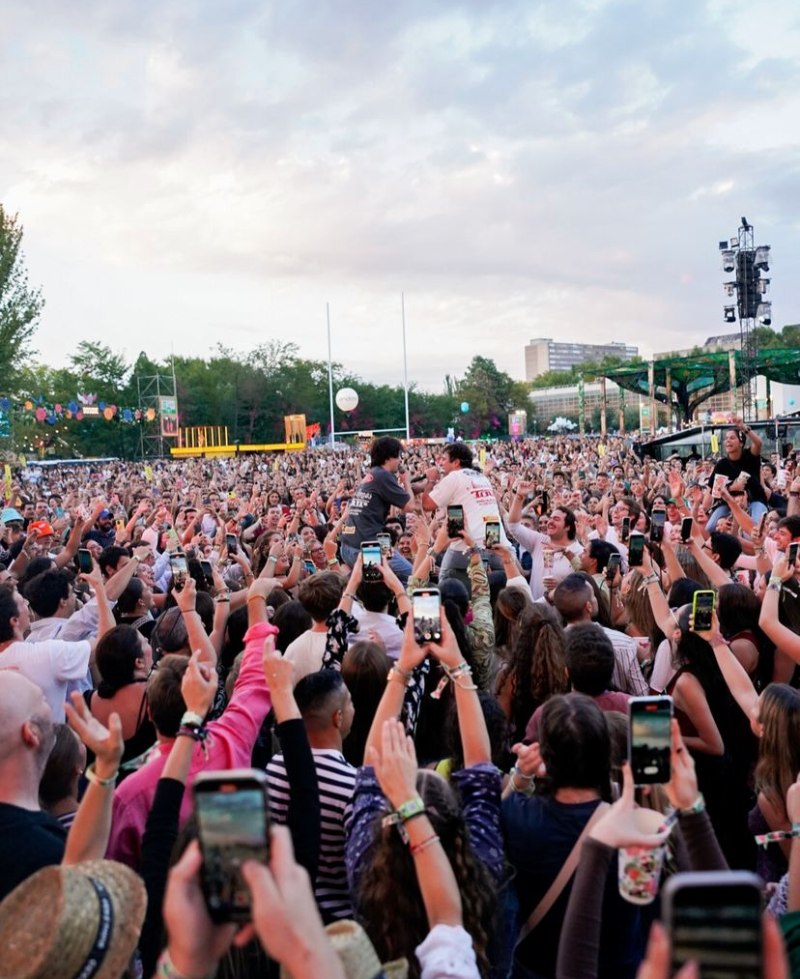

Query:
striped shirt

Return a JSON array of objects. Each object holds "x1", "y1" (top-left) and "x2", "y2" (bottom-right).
[{"x1": 266, "y1": 748, "x2": 356, "y2": 922}]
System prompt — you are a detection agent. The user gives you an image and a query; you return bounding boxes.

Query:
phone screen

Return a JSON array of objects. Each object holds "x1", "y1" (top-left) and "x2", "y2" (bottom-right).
[
  {"x1": 667, "y1": 874, "x2": 762, "y2": 978},
  {"x1": 621, "y1": 516, "x2": 631, "y2": 542},
  {"x1": 629, "y1": 696, "x2": 672, "y2": 784},
  {"x1": 606, "y1": 553, "x2": 621, "y2": 578},
  {"x1": 789, "y1": 542, "x2": 799, "y2": 566},
  {"x1": 692, "y1": 590, "x2": 715, "y2": 631},
  {"x1": 226, "y1": 533, "x2": 238, "y2": 555},
  {"x1": 681, "y1": 517, "x2": 693, "y2": 542},
  {"x1": 170, "y1": 554, "x2": 188, "y2": 589},
  {"x1": 628, "y1": 534, "x2": 645, "y2": 567},
  {"x1": 194, "y1": 774, "x2": 270, "y2": 923},
  {"x1": 78, "y1": 548, "x2": 93, "y2": 574},
  {"x1": 303, "y1": 560, "x2": 316, "y2": 575},
  {"x1": 446, "y1": 505, "x2": 465, "y2": 537},
  {"x1": 485, "y1": 521, "x2": 501, "y2": 548},
  {"x1": 361, "y1": 541, "x2": 382, "y2": 580},
  {"x1": 200, "y1": 559, "x2": 214, "y2": 583},
  {"x1": 413, "y1": 588, "x2": 442, "y2": 645},
  {"x1": 650, "y1": 508, "x2": 666, "y2": 543},
  {"x1": 376, "y1": 533, "x2": 392, "y2": 555}
]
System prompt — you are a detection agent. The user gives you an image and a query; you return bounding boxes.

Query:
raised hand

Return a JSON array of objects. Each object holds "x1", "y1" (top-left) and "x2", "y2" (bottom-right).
[{"x1": 65, "y1": 692, "x2": 123, "y2": 780}]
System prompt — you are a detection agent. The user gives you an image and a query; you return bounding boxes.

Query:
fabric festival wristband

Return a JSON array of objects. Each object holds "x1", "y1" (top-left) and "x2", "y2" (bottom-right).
[
  {"x1": 754, "y1": 826, "x2": 800, "y2": 849},
  {"x1": 180, "y1": 711, "x2": 205, "y2": 728}
]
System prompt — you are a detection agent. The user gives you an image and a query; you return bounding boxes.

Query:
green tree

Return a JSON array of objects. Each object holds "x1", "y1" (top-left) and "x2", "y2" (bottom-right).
[{"x1": 0, "y1": 206, "x2": 44, "y2": 384}]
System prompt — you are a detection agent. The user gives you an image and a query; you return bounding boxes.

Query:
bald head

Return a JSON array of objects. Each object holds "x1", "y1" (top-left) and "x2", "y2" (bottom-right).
[{"x1": 0, "y1": 672, "x2": 55, "y2": 767}]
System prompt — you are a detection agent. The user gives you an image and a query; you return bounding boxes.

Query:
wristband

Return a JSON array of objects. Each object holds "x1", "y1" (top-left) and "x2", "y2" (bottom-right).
[
  {"x1": 382, "y1": 796, "x2": 427, "y2": 842},
  {"x1": 327, "y1": 558, "x2": 339, "y2": 567},
  {"x1": 84, "y1": 763, "x2": 118, "y2": 789},
  {"x1": 410, "y1": 834, "x2": 440, "y2": 855},
  {"x1": 679, "y1": 793, "x2": 706, "y2": 815},
  {"x1": 387, "y1": 666, "x2": 411, "y2": 687},
  {"x1": 343, "y1": 591, "x2": 358, "y2": 601},
  {"x1": 180, "y1": 710, "x2": 205, "y2": 729},
  {"x1": 754, "y1": 825, "x2": 800, "y2": 849},
  {"x1": 395, "y1": 796, "x2": 426, "y2": 822},
  {"x1": 156, "y1": 949, "x2": 214, "y2": 979}
]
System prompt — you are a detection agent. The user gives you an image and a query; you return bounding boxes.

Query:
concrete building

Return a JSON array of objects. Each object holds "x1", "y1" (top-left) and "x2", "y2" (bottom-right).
[
  {"x1": 529, "y1": 380, "x2": 643, "y2": 426},
  {"x1": 525, "y1": 338, "x2": 639, "y2": 381}
]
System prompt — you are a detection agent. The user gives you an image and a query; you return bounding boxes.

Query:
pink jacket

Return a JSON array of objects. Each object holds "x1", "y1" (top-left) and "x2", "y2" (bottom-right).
[{"x1": 108, "y1": 626, "x2": 273, "y2": 869}]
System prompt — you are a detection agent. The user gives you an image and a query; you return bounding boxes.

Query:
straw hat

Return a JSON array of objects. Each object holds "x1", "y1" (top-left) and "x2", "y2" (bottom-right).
[
  {"x1": 0, "y1": 860, "x2": 147, "y2": 979},
  {"x1": 281, "y1": 920, "x2": 408, "y2": 979}
]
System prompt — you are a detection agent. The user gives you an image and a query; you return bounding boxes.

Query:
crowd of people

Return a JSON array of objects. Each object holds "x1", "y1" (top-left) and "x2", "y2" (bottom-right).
[{"x1": 1, "y1": 421, "x2": 799, "y2": 978}]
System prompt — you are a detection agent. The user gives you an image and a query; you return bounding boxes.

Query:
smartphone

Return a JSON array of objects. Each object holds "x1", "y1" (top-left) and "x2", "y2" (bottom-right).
[
  {"x1": 78, "y1": 548, "x2": 93, "y2": 574},
  {"x1": 681, "y1": 516, "x2": 693, "y2": 543},
  {"x1": 115, "y1": 518, "x2": 125, "y2": 532},
  {"x1": 756, "y1": 512, "x2": 767, "y2": 538},
  {"x1": 376, "y1": 532, "x2": 392, "y2": 556},
  {"x1": 225, "y1": 533, "x2": 238, "y2": 556},
  {"x1": 628, "y1": 533, "x2": 645, "y2": 567},
  {"x1": 170, "y1": 553, "x2": 188, "y2": 589},
  {"x1": 303, "y1": 560, "x2": 316, "y2": 575},
  {"x1": 650, "y1": 508, "x2": 666, "y2": 543},
  {"x1": 663, "y1": 871, "x2": 762, "y2": 978},
  {"x1": 620, "y1": 516, "x2": 631, "y2": 543},
  {"x1": 789, "y1": 542, "x2": 800, "y2": 566},
  {"x1": 484, "y1": 520, "x2": 501, "y2": 548},
  {"x1": 412, "y1": 588, "x2": 442, "y2": 645},
  {"x1": 361, "y1": 540, "x2": 382, "y2": 581},
  {"x1": 446, "y1": 505, "x2": 465, "y2": 538},
  {"x1": 628, "y1": 696, "x2": 672, "y2": 784},
  {"x1": 605, "y1": 552, "x2": 622, "y2": 579},
  {"x1": 200, "y1": 559, "x2": 214, "y2": 584},
  {"x1": 165, "y1": 528, "x2": 180, "y2": 552},
  {"x1": 193, "y1": 769, "x2": 270, "y2": 923},
  {"x1": 692, "y1": 590, "x2": 716, "y2": 631}
]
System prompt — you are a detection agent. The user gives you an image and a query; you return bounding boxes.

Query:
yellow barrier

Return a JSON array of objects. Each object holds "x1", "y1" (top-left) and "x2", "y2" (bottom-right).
[{"x1": 170, "y1": 442, "x2": 306, "y2": 458}]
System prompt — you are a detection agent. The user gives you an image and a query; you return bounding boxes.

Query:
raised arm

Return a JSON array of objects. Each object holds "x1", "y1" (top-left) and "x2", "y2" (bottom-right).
[
  {"x1": 693, "y1": 611, "x2": 759, "y2": 721},
  {"x1": 369, "y1": 720, "x2": 463, "y2": 929},
  {"x1": 54, "y1": 517, "x2": 86, "y2": 569},
  {"x1": 759, "y1": 554, "x2": 800, "y2": 662},
  {"x1": 363, "y1": 618, "x2": 428, "y2": 762},
  {"x1": 62, "y1": 693, "x2": 124, "y2": 865},
  {"x1": 639, "y1": 549, "x2": 679, "y2": 638},
  {"x1": 173, "y1": 576, "x2": 218, "y2": 668},
  {"x1": 428, "y1": 612, "x2": 491, "y2": 767},
  {"x1": 685, "y1": 537, "x2": 732, "y2": 589}
]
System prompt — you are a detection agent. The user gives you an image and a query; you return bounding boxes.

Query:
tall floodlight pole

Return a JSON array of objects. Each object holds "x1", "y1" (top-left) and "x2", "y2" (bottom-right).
[
  {"x1": 401, "y1": 293, "x2": 410, "y2": 440},
  {"x1": 326, "y1": 303, "x2": 336, "y2": 448},
  {"x1": 719, "y1": 219, "x2": 771, "y2": 421}
]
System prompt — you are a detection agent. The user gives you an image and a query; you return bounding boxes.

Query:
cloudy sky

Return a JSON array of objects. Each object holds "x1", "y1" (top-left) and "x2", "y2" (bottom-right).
[{"x1": 2, "y1": 0, "x2": 799, "y2": 394}]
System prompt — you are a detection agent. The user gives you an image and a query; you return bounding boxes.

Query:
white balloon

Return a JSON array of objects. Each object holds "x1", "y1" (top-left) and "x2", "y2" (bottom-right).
[{"x1": 335, "y1": 388, "x2": 359, "y2": 412}]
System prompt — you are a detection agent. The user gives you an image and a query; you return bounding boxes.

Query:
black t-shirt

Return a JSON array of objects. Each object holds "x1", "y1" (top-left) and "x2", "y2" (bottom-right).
[
  {"x1": 0, "y1": 803, "x2": 66, "y2": 900},
  {"x1": 340, "y1": 467, "x2": 410, "y2": 548},
  {"x1": 711, "y1": 448, "x2": 766, "y2": 504}
]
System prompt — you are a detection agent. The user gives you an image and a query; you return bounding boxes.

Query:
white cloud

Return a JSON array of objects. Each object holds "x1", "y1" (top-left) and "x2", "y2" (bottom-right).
[{"x1": 1, "y1": 0, "x2": 799, "y2": 397}]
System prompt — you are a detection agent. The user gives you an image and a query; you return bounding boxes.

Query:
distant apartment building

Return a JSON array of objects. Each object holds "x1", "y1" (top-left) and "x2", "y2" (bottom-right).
[
  {"x1": 529, "y1": 380, "x2": 642, "y2": 421},
  {"x1": 525, "y1": 338, "x2": 639, "y2": 381}
]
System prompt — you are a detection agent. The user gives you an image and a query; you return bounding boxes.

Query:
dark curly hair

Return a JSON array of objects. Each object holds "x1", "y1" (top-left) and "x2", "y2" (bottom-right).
[{"x1": 356, "y1": 770, "x2": 496, "y2": 978}]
